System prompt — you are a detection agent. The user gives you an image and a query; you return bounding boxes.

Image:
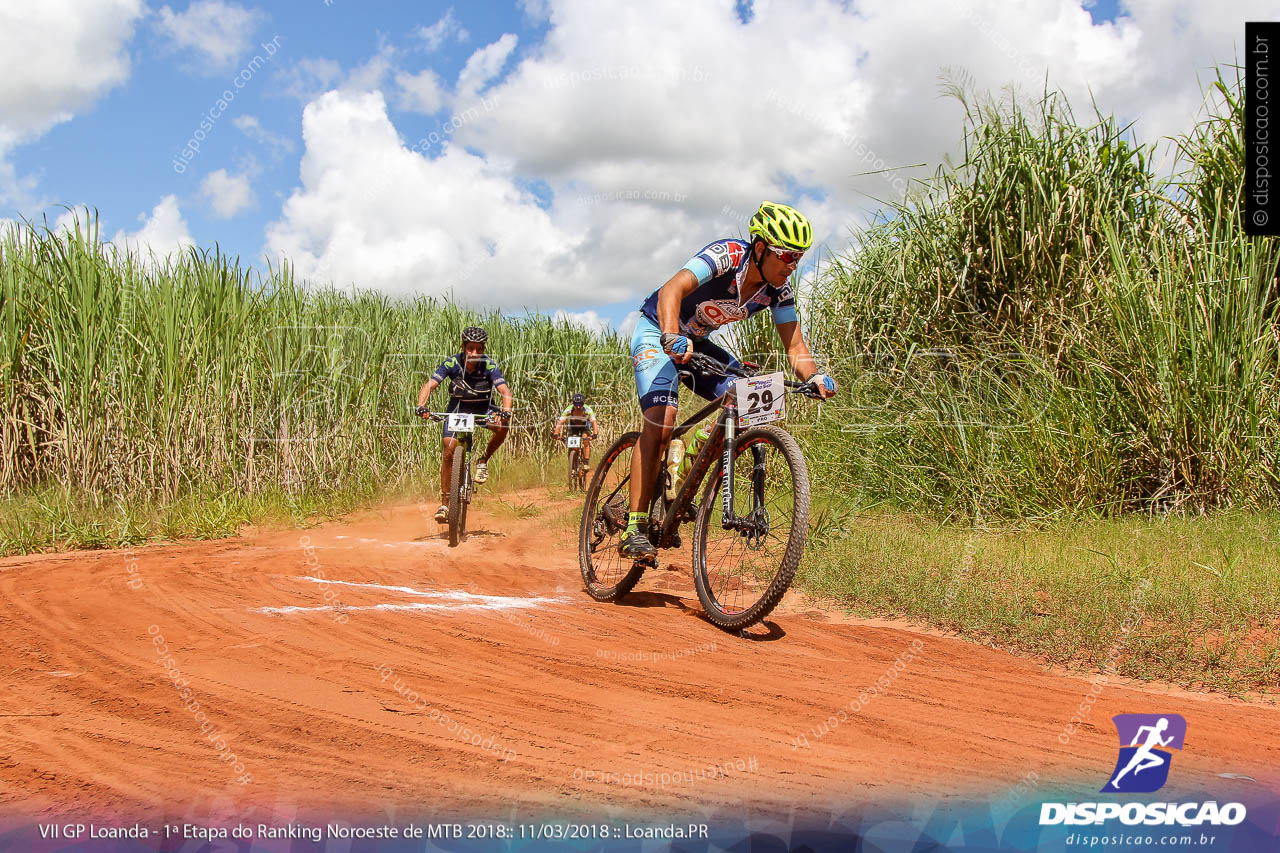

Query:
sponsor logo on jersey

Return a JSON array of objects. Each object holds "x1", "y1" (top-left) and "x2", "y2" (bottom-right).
[
  {"x1": 705, "y1": 240, "x2": 746, "y2": 276},
  {"x1": 695, "y1": 298, "x2": 749, "y2": 330}
]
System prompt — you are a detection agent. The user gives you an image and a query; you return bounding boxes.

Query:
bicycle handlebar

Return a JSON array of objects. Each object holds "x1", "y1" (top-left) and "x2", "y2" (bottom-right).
[
  {"x1": 678, "y1": 353, "x2": 825, "y2": 399},
  {"x1": 420, "y1": 411, "x2": 500, "y2": 425}
]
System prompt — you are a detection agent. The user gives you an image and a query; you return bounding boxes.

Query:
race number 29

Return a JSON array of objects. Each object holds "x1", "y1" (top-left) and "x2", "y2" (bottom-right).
[{"x1": 734, "y1": 372, "x2": 785, "y2": 426}]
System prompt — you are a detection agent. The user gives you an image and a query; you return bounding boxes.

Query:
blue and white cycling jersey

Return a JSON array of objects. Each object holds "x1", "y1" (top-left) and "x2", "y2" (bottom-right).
[{"x1": 638, "y1": 238, "x2": 799, "y2": 339}]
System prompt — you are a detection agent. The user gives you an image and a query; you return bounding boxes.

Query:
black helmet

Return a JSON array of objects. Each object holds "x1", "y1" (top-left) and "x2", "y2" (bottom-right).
[
  {"x1": 461, "y1": 325, "x2": 487, "y2": 344},
  {"x1": 572, "y1": 392, "x2": 585, "y2": 406}
]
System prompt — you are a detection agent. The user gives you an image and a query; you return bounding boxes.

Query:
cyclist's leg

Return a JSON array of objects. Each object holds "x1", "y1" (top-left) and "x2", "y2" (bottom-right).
[
  {"x1": 629, "y1": 405, "x2": 676, "y2": 514},
  {"x1": 479, "y1": 404, "x2": 509, "y2": 463},
  {"x1": 440, "y1": 400, "x2": 479, "y2": 502},
  {"x1": 630, "y1": 318, "x2": 680, "y2": 518},
  {"x1": 439, "y1": 436, "x2": 458, "y2": 506}
]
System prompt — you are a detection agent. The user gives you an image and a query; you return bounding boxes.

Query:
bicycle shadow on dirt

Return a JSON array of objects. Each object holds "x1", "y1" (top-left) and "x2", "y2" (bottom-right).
[{"x1": 614, "y1": 592, "x2": 787, "y2": 641}]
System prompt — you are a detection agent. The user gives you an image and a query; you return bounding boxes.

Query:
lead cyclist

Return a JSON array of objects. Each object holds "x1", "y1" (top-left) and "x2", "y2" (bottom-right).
[{"x1": 620, "y1": 201, "x2": 838, "y2": 559}]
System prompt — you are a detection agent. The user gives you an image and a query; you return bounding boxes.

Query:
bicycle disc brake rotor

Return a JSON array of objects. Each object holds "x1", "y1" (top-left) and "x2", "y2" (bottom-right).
[{"x1": 740, "y1": 508, "x2": 770, "y2": 550}]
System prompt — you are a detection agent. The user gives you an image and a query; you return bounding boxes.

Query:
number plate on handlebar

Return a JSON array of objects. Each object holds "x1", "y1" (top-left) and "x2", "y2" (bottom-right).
[
  {"x1": 447, "y1": 413, "x2": 476, "y2": 433},
  {"x1": 734, "y1": 372, "x2": 785, "y2": 426},
  {"x1": 566, "y1": 436, "x2": 582, "y2": 448}
]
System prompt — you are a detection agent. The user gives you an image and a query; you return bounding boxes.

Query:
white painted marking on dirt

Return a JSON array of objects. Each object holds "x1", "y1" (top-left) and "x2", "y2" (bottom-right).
[
  {"x1": 247, "y1": 576, "x2": 565, "y2": 616},
  {"x1": 46, "y1": 671, "x2": 76, "y2": 677},
  {"x1": 253, "y1": 601, "x2": 549, "y2": 616},
  {"x1": 296, "y1": 576, "x2": 560, "y2": 608}
]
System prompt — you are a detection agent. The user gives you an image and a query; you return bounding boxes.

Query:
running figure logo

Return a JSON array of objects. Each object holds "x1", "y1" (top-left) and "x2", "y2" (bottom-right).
[{"x1": 1103, "y1": 714, "x2": 1187, "y2": 793}]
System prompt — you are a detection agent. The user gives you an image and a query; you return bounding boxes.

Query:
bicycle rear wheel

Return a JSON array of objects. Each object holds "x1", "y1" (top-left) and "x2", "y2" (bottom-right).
[
  {"x1": 579, "y1": 432, "x2": 648, "y2": 600},
  {"x1": 448, "y1": 444, "x2": 467, "y2": 547},
  {"x1": 691, "y1": 425, "x2": 810, "y2": 630}
]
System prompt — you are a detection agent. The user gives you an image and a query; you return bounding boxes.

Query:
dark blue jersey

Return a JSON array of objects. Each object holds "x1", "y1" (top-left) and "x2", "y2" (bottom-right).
[
  {"x1": 639, "y1": 238, "x2": 799, "y2": 339},
  {"x1": 431, "y1": 352, "x2": 508, "y2": 403}
]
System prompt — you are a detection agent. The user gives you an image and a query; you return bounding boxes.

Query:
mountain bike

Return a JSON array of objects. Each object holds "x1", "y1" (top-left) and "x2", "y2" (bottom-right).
[
  {"x1": 578, "y1": 354, "x2": 822, "y2": 630},
  {"x1": 425, "y1": 411, "x2": 497, "y2": 547},
  {"x1": 560, "y1": 431, "x2": 596, "y2": 490}
]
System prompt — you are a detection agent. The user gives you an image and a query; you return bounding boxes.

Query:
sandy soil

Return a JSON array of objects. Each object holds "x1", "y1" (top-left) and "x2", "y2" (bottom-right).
[{"x1": 0, "y1": 488, "x2": 1275, "y2": 825}]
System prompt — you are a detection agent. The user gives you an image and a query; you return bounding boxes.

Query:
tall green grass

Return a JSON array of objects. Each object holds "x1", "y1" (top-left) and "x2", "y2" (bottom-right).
[
  {"x1": 806, "y1": 70, "x2": 1280, "y2": 516},
  {"x1": 0, "y1": 212, "x2": 634, "y2": 551}
]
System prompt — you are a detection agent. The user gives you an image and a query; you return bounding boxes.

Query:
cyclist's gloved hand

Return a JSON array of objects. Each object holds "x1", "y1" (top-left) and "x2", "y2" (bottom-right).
[
  {"x1": 660, "y1": 332, "x2": 692, "y2": 362},
  {"x1": 496, "y1": 409, "x2": 512, "y2": 423},
  {"x1": 415, "y1": 405, "x2": 429, "y2": 417},
  {"x1": 811, "y1": 374, "x2": 837, "y2": 398}
]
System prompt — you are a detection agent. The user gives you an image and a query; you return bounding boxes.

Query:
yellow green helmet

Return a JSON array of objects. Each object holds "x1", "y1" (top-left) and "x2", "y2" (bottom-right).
[{"x1": 748, "y1": 201, "x2": 813, "y2": 251}]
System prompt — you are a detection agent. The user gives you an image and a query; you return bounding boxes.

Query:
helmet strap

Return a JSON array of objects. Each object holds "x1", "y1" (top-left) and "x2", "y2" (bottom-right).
[{"x1": 747, "y1": 237, "x2": 769, "y2": 283}]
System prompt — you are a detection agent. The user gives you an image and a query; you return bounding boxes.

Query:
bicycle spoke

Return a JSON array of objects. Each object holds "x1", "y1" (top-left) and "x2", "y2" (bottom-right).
[
  {"x1": 693, "y1": 427, "x2": 808, "y2": 629},
  {"x1": 579, "y1": 434, "x2": 649, "y2": 600}
]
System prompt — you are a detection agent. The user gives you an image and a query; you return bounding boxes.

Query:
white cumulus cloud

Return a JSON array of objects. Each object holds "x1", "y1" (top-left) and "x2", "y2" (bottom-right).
[
  {"x1": 553, "y1": 309, "x2": 612, "y2": 337},
  {"x1": 113, "y1": 195, "x2": 195, "y2": 258},
  {"x1": 155, "y1": 0, "x2": 267, "y2": 73},
  {"x1": 201, "y1": 168, "x2": 254, "y2": 217},
  {"x1": 456, "y1": 34, "x2": 518, "y2": 100},
  {"x1": 396, "y1": 68, "x2": 446, "y2": 114},
  {"x1": 263, "y1": 0, "x2": 1271, "y2": 316},
  {"x1": 418, "y1": 8, "x2": 469, "y2": 52},
  {"x1": 264, "y1": 89, "x2": 611, "y2": 306},
  {"x1": 0, "y1": 0, "x2": 144, "y2": 207},
  {"x1": 232, "y1": 114, "x2": 296, "y2": 156}
]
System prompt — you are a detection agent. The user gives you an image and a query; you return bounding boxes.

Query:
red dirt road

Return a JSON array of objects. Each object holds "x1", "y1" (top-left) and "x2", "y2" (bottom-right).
[{"x1": 1, "y1": 489, "x2": 1276, "y2": 823}]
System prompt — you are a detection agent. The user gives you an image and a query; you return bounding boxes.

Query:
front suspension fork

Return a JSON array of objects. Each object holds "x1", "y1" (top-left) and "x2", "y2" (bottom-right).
[
  {"x1": 720, "y1": 402, "x2": 737, "y2": 529},
  {"x1": 720, "y1": 403, "x2": 767, "y2": 531}
]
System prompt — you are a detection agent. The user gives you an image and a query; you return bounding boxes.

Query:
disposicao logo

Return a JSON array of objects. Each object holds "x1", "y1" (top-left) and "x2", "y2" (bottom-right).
[
  {"x1": 1039, "y1": 713, "x2": 1247, "y2": 828},
  {"x1": 1103, "y1": 713, "x2": 1185, "y2": 793}
]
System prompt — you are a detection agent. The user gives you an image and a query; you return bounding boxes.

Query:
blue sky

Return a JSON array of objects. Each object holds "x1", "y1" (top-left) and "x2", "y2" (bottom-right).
[{"x1": 0, "y1": 0, "x2": 1262, "y2": 332}]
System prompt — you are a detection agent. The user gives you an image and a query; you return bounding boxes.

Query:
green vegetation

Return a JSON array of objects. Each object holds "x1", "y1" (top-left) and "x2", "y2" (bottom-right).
[
  {"x1": 0, "y1": 212, "x2": 633, "y2": 552},
  {"x1": 799, "y1": 507, "x2": 1280, "y2": 694},
  {"x1": 791, "y1": 69, "x2": 1278, "y2": 692},
  {"x1": 2, "y1": 67, "x2": 1275, "y2": 693},
  {"x1": 805, "y1": 70, "x2": 1280, "y2": 517}
]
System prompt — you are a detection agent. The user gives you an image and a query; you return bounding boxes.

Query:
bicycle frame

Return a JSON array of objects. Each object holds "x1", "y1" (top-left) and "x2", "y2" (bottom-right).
[
  {"x1": 652, "y1": 361, "x2": 816, "y2": 548},
  {"x1": 431, "y1": 412, "x2": 498, "y2": 502},
  {"x1": 653, "y1": 395, "x2": 730, "y2": 548}
]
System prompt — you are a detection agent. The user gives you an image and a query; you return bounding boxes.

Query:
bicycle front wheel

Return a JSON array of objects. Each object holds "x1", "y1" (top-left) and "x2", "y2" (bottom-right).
[
  {"x1": 568, "y1": 448, "x2": 580, "y2": 490},
  {"x1": 579, "y1": 432, "x2": 648, "y2": 601},
  {"x1": 448, "y1": 444, "x2": 467, "y2": 547},
  {"x1": 692, "y1": 424, "x2": 810, "y2": 630}
]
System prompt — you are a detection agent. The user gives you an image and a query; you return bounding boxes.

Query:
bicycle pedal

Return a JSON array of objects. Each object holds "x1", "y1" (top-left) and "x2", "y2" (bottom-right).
[{"x1": 633, "y1": 555, "x2": 657, "y2": 568}]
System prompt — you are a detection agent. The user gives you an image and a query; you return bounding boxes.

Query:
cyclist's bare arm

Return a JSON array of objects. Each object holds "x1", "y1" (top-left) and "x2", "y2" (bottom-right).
[
  {"x1": 776, "y1": 320, "x2": 835, "y2": 398},
  {"x1": 656, "y1": 270, "x2": 699, "y2": 364},
  {"x1": 774, "y1": 320, "x2": 818, "y2": 380},
  {"x1": 553, "y1": 415, "x2": 567, "y2": 438},
  {"x1": 417, "y1": 378, "x2": 441, "y2": 410},
  {"x1": 496, "y1": 382, "x2": 513, "y2": 415}
]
